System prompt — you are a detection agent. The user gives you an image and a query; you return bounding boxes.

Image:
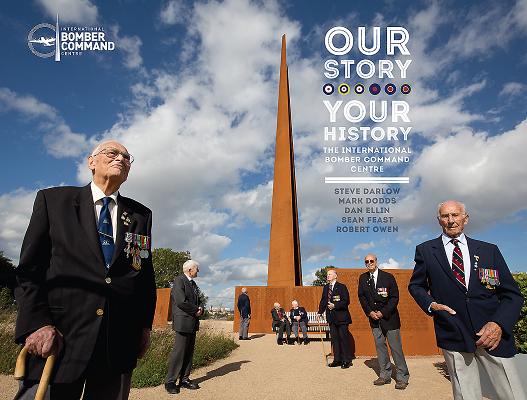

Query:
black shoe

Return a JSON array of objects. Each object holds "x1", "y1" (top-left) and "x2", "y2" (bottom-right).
[
  {"x1": 243, "y1": 337, "x2": 250, "y2": 340},
  {"x1": 277, "y1": 340, "x2": 283, "y2": 345},
  {"x1": 341, "y1": 361, "x2": 352, "y2": 369},
  {"x1": 287, "y1": 338, "x2": 294, "y2": 345},
  {"x1": 328, "y1": 361, "x2": 341, "y2": 367},
  {"x1": 165, "y1": 382, "x2": 180, "y2": 394},
  {"x1": 180, "y1": 379, "x2": 200, "y2": 390},
  {"x1": 239, "y1": 336, "x2": 243, "y2": 340},
  {"x1": 303, "y1": 338, "x2": 309, "y2": 345}
]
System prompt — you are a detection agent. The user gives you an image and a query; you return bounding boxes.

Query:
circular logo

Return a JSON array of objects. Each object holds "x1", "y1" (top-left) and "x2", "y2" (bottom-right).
[
  {"x1": 385, "y1": 83, "x2": 396, "y2": 95},
  {"x1": 369, "y1": 83, "x2": 381, "y2": 95},
  {"x1": 338, "y1": 83, "x2": 350, "y2": 95},
  {"x1": 354, "y1": 83, "x2": 365, "y2": 95},
  {"x1": 323, "y1": 83, "x2": 334, "y2": 95},
  {"x1": 28, "y1": 23, "x2": 56, "y2": 58},
  {"x1": 401, "y1": 83, "x2": 412, "y2": 95}
]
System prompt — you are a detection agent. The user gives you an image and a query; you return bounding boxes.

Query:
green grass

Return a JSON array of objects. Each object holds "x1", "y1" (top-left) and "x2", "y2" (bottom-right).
[
  {"x1": 131, "y1": 328, "x2": 238, "y2": 388},
  {"x1": 0, "y1": 311, "x2": 18, "y2": 375}
]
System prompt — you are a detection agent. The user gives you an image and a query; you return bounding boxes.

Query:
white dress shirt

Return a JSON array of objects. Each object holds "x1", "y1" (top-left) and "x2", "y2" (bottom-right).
[
  {"x1": 370, "y1": 268, "x2": 379, "y2": 287},
  {"x1": 91, "y1": 181, "x2": 118, "y2": 241},
  {"x1": 442, "y1": 233, "x2": 471, "y2": 289}
]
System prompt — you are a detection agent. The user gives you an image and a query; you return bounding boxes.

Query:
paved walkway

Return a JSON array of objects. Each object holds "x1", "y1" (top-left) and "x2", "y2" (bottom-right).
[{"x1": 0, "y1": 323, "x2": 455, "y2": 400}]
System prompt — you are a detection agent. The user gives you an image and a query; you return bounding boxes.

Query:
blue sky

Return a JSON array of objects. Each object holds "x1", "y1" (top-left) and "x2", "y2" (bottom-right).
[{"x1": 1, "y1": 0, "x2": 526, "y2": 307}]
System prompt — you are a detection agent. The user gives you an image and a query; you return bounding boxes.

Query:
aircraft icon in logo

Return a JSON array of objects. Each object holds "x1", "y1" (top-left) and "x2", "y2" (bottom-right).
[{"x1": 29, "y1": 36, "x2": 56, "y2": 47}]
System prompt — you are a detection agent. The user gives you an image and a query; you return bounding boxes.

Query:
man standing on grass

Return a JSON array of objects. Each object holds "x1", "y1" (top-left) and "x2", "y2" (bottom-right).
[
  {"x1": 14, "y1": 140, "x2": 156, "y2": 399},
  {"x1": 165, "y1": 260, "x2": 203, "y2": 395}
]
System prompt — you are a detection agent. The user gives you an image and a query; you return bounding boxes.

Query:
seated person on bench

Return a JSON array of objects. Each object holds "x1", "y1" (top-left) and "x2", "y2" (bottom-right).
[
  {"x1": 289, "y1": 300, "x2": 309, "y2": 345},
  {"x1": 271, "y1": 303, "x2": 292, "y2": 345}
]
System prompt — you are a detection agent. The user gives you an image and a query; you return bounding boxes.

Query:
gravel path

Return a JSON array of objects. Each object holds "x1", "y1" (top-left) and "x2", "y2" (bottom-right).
[{"x1": 0, "y1": 321, "x2": 455, "y2": 399}]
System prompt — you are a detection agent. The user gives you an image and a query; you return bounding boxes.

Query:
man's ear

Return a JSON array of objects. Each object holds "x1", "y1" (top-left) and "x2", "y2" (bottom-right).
[{"x1": 88, "y1": 155, "x2": 96, "y2": 173}]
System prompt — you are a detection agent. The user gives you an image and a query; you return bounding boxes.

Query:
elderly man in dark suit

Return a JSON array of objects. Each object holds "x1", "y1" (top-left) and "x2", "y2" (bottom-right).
[
  {"x1": 271, "y1": 303, "x2": 292, "y2": 345},
  {"x1": 289, "y1": 300, "x2": 309, "y2": 345},
  {"x1": 14, "y1": 140, "x2": 156, "y2": 399},
  {"x1": 318, "y1": 268, "x2": 353, "y2": 368},
  {"x1": 165, "y1": 260, "x2": 203, "y2": 394},
  {"x1": 358, "y1": 254, "x2": 409, "y2": 389},
  {"x1": 237, "y1": 287, "x2": 251, "y2": 340},
  {"x1": 409, "y1": 200, "x2": 523, "y2": 400}
]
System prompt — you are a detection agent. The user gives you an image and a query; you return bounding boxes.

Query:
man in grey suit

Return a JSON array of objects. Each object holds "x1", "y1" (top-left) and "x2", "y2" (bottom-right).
[{"x1": 165, "y1": 260, "x2": 203, "y2": 394}]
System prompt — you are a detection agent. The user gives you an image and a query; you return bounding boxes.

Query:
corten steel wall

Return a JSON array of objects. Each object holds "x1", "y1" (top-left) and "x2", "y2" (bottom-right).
[
  {"x1": 232, "y1": 269, "x2": 440, "y2": 356},
  {"x1": 153, "y1": 288, "x2": 171, "y2": 327}
]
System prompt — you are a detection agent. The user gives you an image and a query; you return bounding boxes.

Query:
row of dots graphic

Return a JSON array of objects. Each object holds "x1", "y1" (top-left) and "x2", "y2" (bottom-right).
[{"x1": 323, "y1": 83, "x2": 411, "y2": 96}]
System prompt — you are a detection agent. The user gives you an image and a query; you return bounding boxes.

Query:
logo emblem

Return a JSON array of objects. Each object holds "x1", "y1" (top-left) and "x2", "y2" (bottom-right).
[
  {"x1": 385, "y1": 83, "x2": 396, "y2": 95},
  {"x1": 28, "y1": 22, "x2": 58, "y2": 59},
  {"x1": 401, "y1": 84, "x2": 412, "y2": 94},
  {"x1": 354, "y1": 83, "x2": 365, "y2": 95},
  {"x1": 338, "y1": 83, "x2": 350, "y2": 95},
  {"x1": 369, "y1": 83, "x2": 381, "y2": 95},
  {"x1": 323, "y1": 83, "x2": 334, "y2": 95}
]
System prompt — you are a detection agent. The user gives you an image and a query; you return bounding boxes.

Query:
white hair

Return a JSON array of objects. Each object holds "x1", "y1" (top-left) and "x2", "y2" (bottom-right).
[
  {"x1": 90, "y1": 140, "x2": 125, "y2": 156},
  {"x1": 182, "y1": 259, "x2": 200, "y2": 273},
  {"x1": 241, "y1": 287, "x2": 247, "y2": 293},
  {"x1": 274, "y1": 302, "x2": 280, "y2": 308},
  {"x1": 291, "y1": 300, "x2": 298, "y2": 306},
  {"x1": 437, "y1": 201, "x2": 467, "y2": 217}
]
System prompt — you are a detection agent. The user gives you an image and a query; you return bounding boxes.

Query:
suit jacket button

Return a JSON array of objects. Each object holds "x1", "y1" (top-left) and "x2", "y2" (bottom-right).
[
  {"x1": 96, "y1": 308, "x2": 104, "y2": 316},
  {"x1": 105, "y1": 277, "x2": 112, "y2": 284}
]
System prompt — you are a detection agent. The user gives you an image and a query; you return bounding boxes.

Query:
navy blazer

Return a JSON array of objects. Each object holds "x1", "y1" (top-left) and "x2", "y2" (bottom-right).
[
  {"x1": 358, "y1": 269, "x2": 401, "y2": 331},
  {"x1": 15, "y1": 185, "x2": 156, "y2": 382},
  {"x1": 408, "y1": 236, "x2": 523, "y2": 357},
  {"x1": 289, "y1": 306, "x2": 309, "y2": 324},
  {"x1": 318, "y1": 281, "x2": 352, "y2": 325},
  {"x1": 237, "y1": 292, "x2": 251, "y2": 318}
]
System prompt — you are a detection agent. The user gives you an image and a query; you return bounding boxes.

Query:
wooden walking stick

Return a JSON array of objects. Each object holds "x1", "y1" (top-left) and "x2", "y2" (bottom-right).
[
  {"x1": 317, "y1": 315, "x2": 330, "y2": 366},
  {"x1": 14, "y1": 347, "x2": 56, "y2": 400}
]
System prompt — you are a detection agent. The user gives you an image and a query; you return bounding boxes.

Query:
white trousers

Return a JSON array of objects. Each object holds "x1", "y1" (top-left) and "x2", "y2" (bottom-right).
[{"x1": 441, "y1": 347, "x2": 521, "y2": 400}]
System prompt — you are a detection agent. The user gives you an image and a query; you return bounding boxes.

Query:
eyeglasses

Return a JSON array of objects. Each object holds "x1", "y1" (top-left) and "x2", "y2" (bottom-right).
[
  {"x1": 93, "y1": 148, "x2": 134, "y2": 164},
  {"x1": 365, "y1": 259, "x2": 376, "y2": 264}
]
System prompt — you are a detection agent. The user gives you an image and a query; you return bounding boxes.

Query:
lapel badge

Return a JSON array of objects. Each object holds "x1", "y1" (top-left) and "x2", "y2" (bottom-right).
[{"x1": 120, "y1": 211, "x2": 132, "y2": 226}]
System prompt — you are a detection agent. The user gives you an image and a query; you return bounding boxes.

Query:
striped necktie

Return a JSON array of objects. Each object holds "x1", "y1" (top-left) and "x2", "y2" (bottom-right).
[
  {"x1": 450, "y1": 238, "x2": 466, "y2": 286},
  {"x1": 98, "y1": 197, "x2": 115, "y2": 268}
]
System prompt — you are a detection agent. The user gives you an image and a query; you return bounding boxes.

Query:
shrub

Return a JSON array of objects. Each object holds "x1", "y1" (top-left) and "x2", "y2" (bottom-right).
[
  {"x1": 0, "y1": 314, "x2": 19, "y2": 374},
  {"x1": 131, "y1": 328, "x2": 238, "y2": 388},
  {"x1": 513, "y1": 273, "x2": 527, "y2": 354}
]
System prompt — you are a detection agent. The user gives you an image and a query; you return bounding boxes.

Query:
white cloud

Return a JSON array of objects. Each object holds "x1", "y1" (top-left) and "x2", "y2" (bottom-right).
[
  {"x1": 395, "y1": 119, "x2": 527, "y2": 232},
  {"x1": 499, "y1": 82, "x2": 527, "y2": 97},
  {"x1": 221, "y1": 181, "x2": 273, "y2": 225},
  {"x1": 0, "y1": 189, "x2": 40, "y2": 263},
  {"x1": 303, "y1": 243, "x2": 335, "y2": 263},
  {"x1": 205, "y1": 257, "x2": 268, "y2": 283},
  {"x1": 36, "y1": 0, "x2": 98, "y2": 24},
  {"x1": 160, "y1": 0, "x2": 187, "y2": 25},
  {"x1": 111, "y1": 26, "x2": 144, "y2": 70},
  {"x1": 379, "y1": 257, "x2": 400, "y2": 269},
  {"x1": 0, "y1": 87, "x2": 89, "y2": 158}
]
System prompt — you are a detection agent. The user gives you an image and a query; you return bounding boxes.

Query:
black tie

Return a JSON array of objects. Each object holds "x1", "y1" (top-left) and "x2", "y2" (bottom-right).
[
  {"x1": 368, "y1": 274, "x2": 375, "y2": 291},
  {"x1": 191, "y1": 280, "x2": 199, "y2": 304}
]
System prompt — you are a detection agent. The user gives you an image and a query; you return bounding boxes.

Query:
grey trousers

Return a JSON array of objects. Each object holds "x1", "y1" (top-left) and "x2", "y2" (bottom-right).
[
  {"x1": 239, "y1": 316, "x2": 250, "y2": 338},
  {"x1": 14, "y1": 372, "x2": 132, "y2": 400},
  {"x1": 166, "y1": 331, "x2": 196, "y2": 384},
  {"x1": 442, "y1": 347, "x2": 515, "y2": 400},
  {"x1": 372, "y1": 327, "x2": 410, "y2": 383},
  {"x1": 292, "y1": 321, "x2": 308, "y2": 339}
]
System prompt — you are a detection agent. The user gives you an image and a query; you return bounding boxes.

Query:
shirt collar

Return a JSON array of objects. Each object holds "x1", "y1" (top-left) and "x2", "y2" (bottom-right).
[
  {"x1": 184, "y1": 273, "x2": 193, "y2": 282},
  {"x1": 442, "y1": 232, "x2": 466, "y2": 247},
  {"x1": 371, "y1": 268, "x2": 379, "y2": 279},
  {"x1": 90, "y1": 181, "x2": 118, "y2": 204}
]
